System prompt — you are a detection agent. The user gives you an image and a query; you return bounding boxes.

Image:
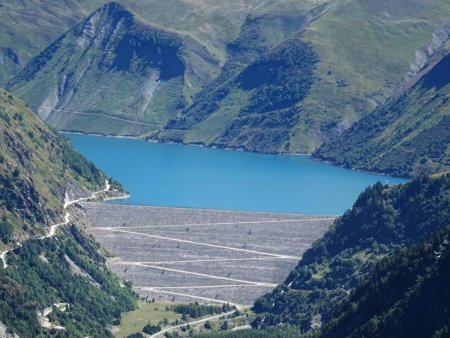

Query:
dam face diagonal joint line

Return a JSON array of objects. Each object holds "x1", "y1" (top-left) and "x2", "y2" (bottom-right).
[
  {"x1": 119, "y1": 261, "x2": 278, "y2": 287},
  {"x1": 113, "y1": 257, "x2": 290, "y2": 265},
  {"x1": 95, "y1": 227, "x2": 300, "y2": 260},
  {"x1": 139, "y1": 284, "x2": 274, "y2": 290}
]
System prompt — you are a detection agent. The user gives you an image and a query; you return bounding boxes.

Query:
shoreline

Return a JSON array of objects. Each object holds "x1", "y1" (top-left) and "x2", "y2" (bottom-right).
[
  {"x1": 61, "y1": 130, "x2": 311, "y2": 156},
  {"x1": 310, "y1": 155, "x2": 412, "y2": 181},
  {"x1": 62, "y1": 130, "x2": 138, "y2": 140},
  {"x1": 62, "y1": 129, "x2": 410, "y2": 180}
]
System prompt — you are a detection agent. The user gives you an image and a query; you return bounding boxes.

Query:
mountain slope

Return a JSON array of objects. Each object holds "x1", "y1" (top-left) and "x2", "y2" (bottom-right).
[
  {"x1": 252, "y1": 174, "x2": 450, "y2": 332},
  {"x1": 0, "y1": 0, "x2": 104, "y2": 84},
  {"x1": 1, "y1": 225, "x2": 136, "y2": 337},
  {"x1": 0, "y1": 88, "x2": 106, "y2": 241},
  {"x1": 154, "y1": 29, "x2": 319, "y2": 152},
  {"x1": 151, "y1": 2, "x2": 325, "y2": 151},
  {"x1": 315, "y1": 48, "x2": 450, "y2": 177},
  {"x1": 0, "y1": 0, "x2": 260, "y2": 85},
  {"x1": 293, "y1": 0, "x2": 450, "y2": 152},
  {"x1": 319, "y1": 226, "x2": 450, "y2": 338},
  {"x1": 7, "y1": 2, "x2": 218, "y2": 137},
  {"x1": 3, "y1": 0, "x2": 450, "y2": 152},
  {"x1": 0, "y1": 88, "x2": 135, "y2": 337},
  {"x1": 153, "y1": 0, "x2": 450, "y2": 153}
]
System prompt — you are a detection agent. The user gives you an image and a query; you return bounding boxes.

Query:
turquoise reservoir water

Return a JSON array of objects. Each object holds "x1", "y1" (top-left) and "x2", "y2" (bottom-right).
[{"x1": 67, "y1": 134, "x2": 408, "y2": 214}]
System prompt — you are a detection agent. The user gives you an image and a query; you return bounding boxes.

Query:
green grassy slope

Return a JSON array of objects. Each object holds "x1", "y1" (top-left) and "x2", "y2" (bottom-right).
[
  {"x1": 152, "y1": 2, "x2": 324, "y2": 152},
  {"x1": 154, "y1": 0, "x2": 450, "y2": 153},
  {"x1": 252, "y1": 174, "x2": 450, "y2": 333},
  {"x1": 315, "y1": 48, "x2": 450, "y2": 178},
  {"x1": 0, "y1": 0, "x2": 104, "y2": 84},
  {"x1": 7, "y1": 2, "x2": 220, "y2": 137},
  {"x1": 0, "y1": 0, "x2": 260, "y2": 85},
  {"x1": 2, "y1": 0, "x2": 450, "y2": 152},
  {"x1": 292, "y1": 0, "x2": 450, "y2": 152}
]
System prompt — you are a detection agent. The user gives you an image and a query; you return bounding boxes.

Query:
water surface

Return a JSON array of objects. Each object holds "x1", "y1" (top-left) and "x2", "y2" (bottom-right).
[{"x1": 67, "y1": 134, "x2": 407, "y2": 214}]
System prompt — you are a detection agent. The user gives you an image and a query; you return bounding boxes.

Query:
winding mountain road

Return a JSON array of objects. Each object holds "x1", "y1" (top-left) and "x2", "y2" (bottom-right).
[{"x1": 0, "y1": 180, "x2": 111, "y2": 268}]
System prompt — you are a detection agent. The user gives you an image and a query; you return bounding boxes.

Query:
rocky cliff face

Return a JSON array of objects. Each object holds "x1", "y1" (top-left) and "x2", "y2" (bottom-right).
[
  {"x1": 7, "y1": 2, "x2": 216, "y2": 137},
  {"x1": 408, "y1": 22, "x2": 450, "y2": 77}
]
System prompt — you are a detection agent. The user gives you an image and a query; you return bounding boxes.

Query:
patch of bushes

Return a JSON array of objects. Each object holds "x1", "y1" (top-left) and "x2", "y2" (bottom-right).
[
  {"x1": 0, "y1": 109, "x2": 10, "y2": 124},
  {"x1": 238, "y1": 39, "x2": 318, "y2": 115},
  {"x1": 0, "y1": 218, "x2": 13, "y2": 244},
  {"x1": 143, "y1": 324, "x2": 161, "y2": 334},
  {"x1": 126, "y1": 333, "x2": 144, "y2": 338},
  {"x1": 173, "y1": 302, "x2": 234, "y2": 319}
]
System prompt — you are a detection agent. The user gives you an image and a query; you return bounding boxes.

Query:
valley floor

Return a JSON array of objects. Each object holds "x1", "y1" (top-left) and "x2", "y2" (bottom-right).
[{"x1": 84, "y1": 203, "x2": 334, "y2": 306}]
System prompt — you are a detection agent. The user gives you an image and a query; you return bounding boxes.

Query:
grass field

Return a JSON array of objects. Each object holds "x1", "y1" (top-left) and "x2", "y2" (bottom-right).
[
  {"x1": 114, "y1": 301, "x2": 255, "y2": 337},
  {"x1": 114, "y1": 301, "x2": 181, "y2": 338}
]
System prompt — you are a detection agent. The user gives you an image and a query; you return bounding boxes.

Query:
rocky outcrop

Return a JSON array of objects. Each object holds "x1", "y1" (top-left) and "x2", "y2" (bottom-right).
[
  {"x1": 408, "y1": 22, "x2": 450, "y2": 77},
  {"x1": 6, "y1": 2, "x2": 215, "y2": 137},
  {"x1": 0, "y1": 322, "x2": 19, "y2": 338}
]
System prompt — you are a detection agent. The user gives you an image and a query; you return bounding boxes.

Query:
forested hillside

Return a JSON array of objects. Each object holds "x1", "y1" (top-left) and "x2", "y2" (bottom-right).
[
  {"x1": 316, "y1": 48, "x2": 450, "y2": 177},
  {"x1": 253, "y1": 174, "x2": 450, "y2": 333},
  {"x1": 319, "y1": 226, "x2": 450, "y2": 338},
  {"x1": 1, "y1": 226, "x2": 136, "y2": 337},
  {"x1": 0, "y1": 89, "x2": 136, "y2": 337}
]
